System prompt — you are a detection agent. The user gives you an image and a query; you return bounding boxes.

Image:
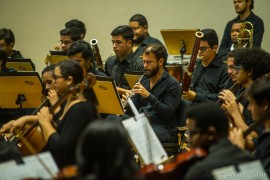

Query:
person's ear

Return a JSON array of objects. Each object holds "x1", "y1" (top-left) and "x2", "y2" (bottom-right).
[
  {"x1": 212, "y1": 45, "x2": 218, "y2": 52},
  {"x1": 66, "y1": 76, "x2": 73, "y2": 87},
  {"x1": 127, "y1": 40, "x2": 133, "y2": 48},
  {"x1": 143, "y1": 25, "x2": 148, "y2": 32},
  {"x1": 159, "y1": 58, "x2": 164, "y2": 66}
]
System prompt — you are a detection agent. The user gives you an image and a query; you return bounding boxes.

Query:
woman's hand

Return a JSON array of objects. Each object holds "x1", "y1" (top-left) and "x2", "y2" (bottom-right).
[
  {"x1": 47, "y1": 90, "x2": 58, "y2": 106},
  {"x1": 37, "y1": 107, "x2": 53, "y2": 127}
]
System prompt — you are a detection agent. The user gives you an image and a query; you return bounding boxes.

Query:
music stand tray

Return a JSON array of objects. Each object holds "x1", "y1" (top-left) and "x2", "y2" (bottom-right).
[
  {"x1": 0, "y1": 71, "x2": 43, "y2": 108},
  {"x1": 48, "y1": 51, "x2": 68, "y2": 65},
  {"x1": 92, "y1": 76, "x2": 124, "y2": 115},
  {"x1": 6, "y1": 59, "x2": 35, "y2": 71},
  {"x1": 160, "y1": 29, "x2": 198, "y2": 56},
  {"x1": 124, "y1": 71, "x2": 144, "y2": 89}
]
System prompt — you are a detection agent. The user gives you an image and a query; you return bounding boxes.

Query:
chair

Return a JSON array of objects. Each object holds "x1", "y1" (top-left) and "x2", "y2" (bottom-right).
[{"x1": 162, "y1": 100, "x2": 190, "y2": 156}]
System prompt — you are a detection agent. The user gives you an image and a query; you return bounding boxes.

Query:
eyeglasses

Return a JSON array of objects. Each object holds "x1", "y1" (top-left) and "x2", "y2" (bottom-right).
[
  {"x1": 227, "y1": 65, "x2": 243, "y2": 72},
  {"x1": 59, "y1": 40, "x2": 73, "y2": 46},
  {"x1": 199, "y1": 46, "x2": 211, "y2": 52},
  {"x1": 53, "y1": 74, "x2": 64, "y2": 80}
]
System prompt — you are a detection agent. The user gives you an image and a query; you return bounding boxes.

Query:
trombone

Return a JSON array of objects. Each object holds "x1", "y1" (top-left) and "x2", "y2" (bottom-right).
[{"x1": 237, "y1": 21, "x2": 253, "y2": 48}]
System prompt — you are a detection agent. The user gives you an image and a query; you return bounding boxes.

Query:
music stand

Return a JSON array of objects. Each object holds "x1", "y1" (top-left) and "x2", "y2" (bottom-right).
[
  {"x1": 92, "y1": 76, "x2": 124, "y2": 115},
  {"x1": 160, "y1": 29, "x2": 198, "y2": 57},
  {"x1": 124, "y1": 71, "x2": 144, "y2": 89},
  {"x1": 6, "y1": 59, "x2": 35, "y2": 71},
  {"x1": 0, "y1": 72, "x2": 43, "y2": 108},
  {"x1": 47, "y1": 51, "x2": 68, "y2": 65}
]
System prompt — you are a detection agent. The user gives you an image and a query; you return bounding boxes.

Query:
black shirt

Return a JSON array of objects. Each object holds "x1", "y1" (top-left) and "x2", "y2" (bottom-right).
[
  {"x1": 184, "y1": 138, "x2": 255, "y2": 180},
  {"x1": 131, "y1": 71, "x2": 182, "y2": 143},
  {"x1": 132, "y1": 34, "x2": 168, "y2": 60},
  {"x1": 87, "y1": 66, "x2": 107, "y2": 77},
  {"x1": 254, "y1": 130, "x2": 270, "y2": 176},
  {"x1": 105, "y1": 52, "x2": 143, "y2": 89},
  {"x1": 190, "y1": 55, "x2": 232, "y2": 104}
]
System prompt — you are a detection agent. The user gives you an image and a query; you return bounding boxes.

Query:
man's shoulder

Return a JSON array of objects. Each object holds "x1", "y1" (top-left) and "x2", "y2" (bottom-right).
[{"x1": 144, "y1": 35, "x2": 164, "y2": 45}]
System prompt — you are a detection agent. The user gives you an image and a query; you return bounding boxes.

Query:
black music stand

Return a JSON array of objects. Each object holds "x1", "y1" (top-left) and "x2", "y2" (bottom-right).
[
  {"x1": 160, "y1": 29, "x2": 198, "y2": 58},
  {"x1": 6, "y1": 59, "x2": 35, "y2": 71},
  {"x1": 124, "y1": 71, "x2": 144, "y2": 89},
  {"x1": 92, "y1": 76, "x2": 124, "y2": 115},
  {"x1": 47, "y1": 51, "x2": 68, "y2": 65},
  {"x1": 0, "y1": 72, "x2": 43, "y2": 109}
]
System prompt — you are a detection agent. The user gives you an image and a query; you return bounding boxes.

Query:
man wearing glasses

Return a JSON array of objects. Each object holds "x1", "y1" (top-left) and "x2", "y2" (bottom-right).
[
  {"x1": 58, "y1": 27, "x2": 82, "y2": 52},
  {"x1": 182, "y1": 29, "x2": 232, "y2": 105}
]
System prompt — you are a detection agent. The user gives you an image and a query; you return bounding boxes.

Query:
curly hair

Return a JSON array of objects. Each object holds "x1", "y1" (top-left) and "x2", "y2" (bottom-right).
[{"x1": 233, "y1": 47, "x2": 270, "y2": 80}]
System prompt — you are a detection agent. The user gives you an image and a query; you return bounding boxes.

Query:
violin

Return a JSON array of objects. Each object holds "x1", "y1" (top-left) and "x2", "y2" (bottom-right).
[{"x1": 138, "y1": 148, "x2": 207, "y2": 180}]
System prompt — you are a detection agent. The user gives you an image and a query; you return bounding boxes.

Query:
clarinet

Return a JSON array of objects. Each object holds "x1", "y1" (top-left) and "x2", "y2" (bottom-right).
[{"x1": 122, "y1": 74, "x2": 144, "y2": 108}]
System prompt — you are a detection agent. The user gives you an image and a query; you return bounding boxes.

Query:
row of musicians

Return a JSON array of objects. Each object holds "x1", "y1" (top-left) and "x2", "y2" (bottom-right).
[{"x1": 1, "y1": 27, "x2": 270, "y2": 179}]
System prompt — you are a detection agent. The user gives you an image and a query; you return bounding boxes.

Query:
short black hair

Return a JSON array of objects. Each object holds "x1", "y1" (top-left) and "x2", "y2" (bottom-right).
[
  {"x1": 185, "y1": 102, "x2": 229, "y2": 137},
  {"x1": 67, "y1": 40, "x2": 93, "y2": 62},
  {"x1": 111, "y1": 25, "x2": 134, "y2": 42},
  {"x1": 233, "y1": 47, "x2": 270, "y2": 80},
  {"x1": 65, "y1": 19, "x2": 86, "y2": 39},
  {"x1": 0, "y1": 28, "x2": 15, "y2": 45},
  {"x1": 129, "y1": 14, "x2": 148, "y2": 26},
  {"x1": 201, "y1": 29, "x2": 219, "y2": 48},
  {"x1": 60, "y1": 27, "x2": 82, "y2": 41}
]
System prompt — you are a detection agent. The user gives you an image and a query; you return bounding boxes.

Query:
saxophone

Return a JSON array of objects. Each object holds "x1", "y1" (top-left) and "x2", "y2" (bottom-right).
[{"x1": 122, "y1": 74, "x2": 144, "y2": 108}]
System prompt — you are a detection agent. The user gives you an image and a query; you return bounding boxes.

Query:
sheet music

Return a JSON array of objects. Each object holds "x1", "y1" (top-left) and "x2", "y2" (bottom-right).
[
  {"x1": 122, "y1": 113, "x2": 168, "y2": 165},
  {"x1": 212, "y1": 160, "x2": 268, "y2": 180},
  {"x1": 0, "y1": 152, "x2": 59, "y2": 180}
]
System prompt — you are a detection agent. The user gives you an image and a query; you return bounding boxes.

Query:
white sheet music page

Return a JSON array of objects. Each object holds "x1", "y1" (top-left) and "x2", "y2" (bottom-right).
[
  {"x1": 0, "y1": 151, "x2": 59, "y2": 180},
  {"x1": 122, "y1": 113, "x2": 168, "y2": 165},
  {"x1": 212, "y1": 160, "x2": 268, "y2": 180}
]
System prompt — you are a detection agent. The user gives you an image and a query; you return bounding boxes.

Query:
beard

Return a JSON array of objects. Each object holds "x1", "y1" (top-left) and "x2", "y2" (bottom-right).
[
  {"x1": 133, "y1": 34, "x2": 145, "y2": 44},
  {"x1": 145, "y1": 65, "x2": 159, "y2": 78}
]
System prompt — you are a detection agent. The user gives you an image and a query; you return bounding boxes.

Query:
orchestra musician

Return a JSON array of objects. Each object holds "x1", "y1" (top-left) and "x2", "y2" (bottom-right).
[
  {"x1": 218, "y1": 0, "x2": 264, "y2": 56},
  {"x1": 229, "y1": 76, "x2": 270, "y2": 176},
  {"x1": 182, "y1": 29, "x2": 232, "y2": 105},
  {"x1": 184, "y1": 102, "x2": 254, "y2": 180},
  {"x1": 0, "y1": 28, "x2": 24, "y2": 59},
  {"x1": 76, "y1": 119, "x2": 141, "y2": 180},
  {"x1": 219, "y1": 47, "x2": 270, "y2": 150},
  {"x1": 104, "y1": 25, "x2": 144, "y2": 95},
  {"x1": 128, "y1": 14, "x2": 167, "y2": 61},
  {"x1": 67, "y1": 40, "x2": 107, "y2": 77},
  {"x1": 0, "y1": 60, "x2": 99, "y2": 168},
  {"x1": 125, "y1": 43, "x2": 181, "y2": 144},
  {"x1": 58, "y1": 27, "x2": 82, "y2": 52}
]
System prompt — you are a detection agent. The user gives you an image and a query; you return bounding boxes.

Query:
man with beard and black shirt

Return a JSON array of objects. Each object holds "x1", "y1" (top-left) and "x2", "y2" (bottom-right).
[
  {"x1": 127, "y1": 43, "x2": 181, "y2": 144},
  {"x1": 129, "y1": 14, "x2": 167, "y2": 61}
]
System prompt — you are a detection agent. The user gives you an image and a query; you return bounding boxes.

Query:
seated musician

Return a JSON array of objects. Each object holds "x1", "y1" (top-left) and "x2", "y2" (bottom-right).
[
  {"x1": 0, "y1": 28, "x2": 23, "y2": 59},
  {"x1": 67, "y1": 40, "x2": 107, "y2": 76},
  {"x1": 76, "y1": 119, "x2": 140, "y2": 180},
  {"x1": 125, "y1": 44, "x2": 181, "y2": 144},
  {"x1": 219, "y1": 47, "x2": 270, "y2": 150},
  {"x1": 0, "y1": 60, "x2": 99, "y2": 168},
  {"x1": 128, "y1": 14, "x2": 167, "y2": 61},
  {"x1": 182, "y1": 29, "x2": 232, "y2": 105},
  {"x1": 230, "y1": 76, "x2": 270, "y2": 176},
  {"x1": 184, "y1": 102, "x2": 254, "y2": 180},
  {"x1": 104, "y1": 25, "x2": 144, "y2": 95}
]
